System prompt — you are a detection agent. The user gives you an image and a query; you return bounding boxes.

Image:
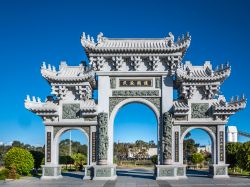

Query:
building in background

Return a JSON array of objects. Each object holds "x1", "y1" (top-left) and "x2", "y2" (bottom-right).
[{"x1": 227, "y1": 126, "x2": 238, "y2": 143}]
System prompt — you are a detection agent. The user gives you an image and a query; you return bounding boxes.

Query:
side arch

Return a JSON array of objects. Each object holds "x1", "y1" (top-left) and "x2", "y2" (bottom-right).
[
  {"x1": 108, "y1": 97, "x2": 160, "y2": 164},
  {"x1": 179, "y1": 126, "x2": 216, "y2": 165},
  {"x1": 53, "y1": 127, "x2": 90, "y2": 166}
]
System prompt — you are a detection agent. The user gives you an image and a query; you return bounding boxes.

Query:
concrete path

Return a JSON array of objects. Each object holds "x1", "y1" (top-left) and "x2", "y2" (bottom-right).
[{"x1": 0, "y1": 169, "x2": 249, "y2": 187}]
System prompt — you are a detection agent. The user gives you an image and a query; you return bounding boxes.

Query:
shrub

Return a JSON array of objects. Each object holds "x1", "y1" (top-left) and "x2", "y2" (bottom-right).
[
  {"x1": 4, "y1": 147, "x2": 34, "y2": 175},
  {"x1": 0, "y1": 168, "x2": 9, "y2": 180}
]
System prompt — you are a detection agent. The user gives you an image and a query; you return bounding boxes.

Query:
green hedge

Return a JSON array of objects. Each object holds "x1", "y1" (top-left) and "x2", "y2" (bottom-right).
[{"x1": 4, "y1": 147, "x2": 34, "y2": 175}]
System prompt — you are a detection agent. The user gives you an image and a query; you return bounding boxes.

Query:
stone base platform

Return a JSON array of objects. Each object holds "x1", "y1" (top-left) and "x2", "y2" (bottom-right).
[
  {"x1": 92, "y1": 164, "x2": 117, "y2": 180},
  {"x1": 41, "y1": 165, "x2": 62, "y2": 180},
  {"x1": 209, "y1": 164, "x2": 230, "y2": 178},
  {"x1": 155, "y1": 164, "x2": 187, "y2": 180}
]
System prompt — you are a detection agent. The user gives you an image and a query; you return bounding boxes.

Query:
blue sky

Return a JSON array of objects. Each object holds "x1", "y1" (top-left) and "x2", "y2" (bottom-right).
[{"x1": 0, "y1": 0, "x2": 249, "y2": 146}]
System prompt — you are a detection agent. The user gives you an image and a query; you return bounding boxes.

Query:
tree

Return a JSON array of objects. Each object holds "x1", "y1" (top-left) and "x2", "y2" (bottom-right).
[
  {"x1": 30, "y1": 150, "x2": 44, "y2": 169},
  {"x1": 4, "y1": 147, "x2": 34, "y2": 175},
  {"x1": 226, "y1": 142, "x2": 242, "y2": 169},
  {"x1": 183, "y1": 138, "x2": 197, "y2": 163},
  {"x1": 190, "y1": 153, "x2": 204, "y2": 167},
  {"x1": 151, "y1": 155, "x2": 158, "y2": 165},
  {"x1": 59, "y1": 155, "x2": 74, "y2": 169},
  {"x1": 237, "y1": 142, "x2": 250, "y2": 171}
]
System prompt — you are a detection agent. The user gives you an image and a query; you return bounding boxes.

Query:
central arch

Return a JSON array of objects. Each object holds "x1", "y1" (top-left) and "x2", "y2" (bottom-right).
[{"x1": 108, "y1": 98, "x2": 160, "y2": 165}]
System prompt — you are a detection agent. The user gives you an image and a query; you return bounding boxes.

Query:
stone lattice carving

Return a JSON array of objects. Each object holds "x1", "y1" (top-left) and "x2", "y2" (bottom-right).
[
  {"x1": 149, "y1": 56, "x2": 160, "y2": 71},
  {"x1": 191, "y1": 103, "x2": 209, "y2": 118},
  {"x1": 112, "y1": 56, "x2": 124, "y2": 71},
  {"x1": 162, "y1": 112, "x2": 173, "y2": 164},
  {"x1": 112, "y1": 90, "x2": 159, "y2": 97},
  {"x1": 97, "y1": 113, "x2": 109, "y2": 164},
  {"x1": 130, "y1": 56, "x2": 142, "y2": 71}
]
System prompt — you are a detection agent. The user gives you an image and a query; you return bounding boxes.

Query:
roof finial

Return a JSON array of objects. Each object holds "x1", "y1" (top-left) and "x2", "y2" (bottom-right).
[
  {"x1": 230, "y1": 96, "x2": 234, "y2": 103},
  {"x1": 87, "y1": 35, "x2": 90, "y2": 41},
  {"x1": 242, "y1": 93, "x2": 245, "y2": 100},
  {"x1": 37, "y1": 97, "x2": 41, "y2": 103},
  {"x1": 32, "y1": 96, "x2": 36, "y2": 102},
  {"x1": 168, "y1": 32, "x2": 174, "y2": 41},
  {"x1": 48, "y1": 64, "x2": 52, "y2": 71},
  {"x1": 91, "y1": 37, "x2": 95, "y2": 43},
  {"x1": 220, "y1": 64, "x2": 224, "y2": 70},
  {"x1": 81, "y1": 32, "x2": 86, "y2": 40},
  {"x1": 26, "y1": 95, "x2": 31, "y2": 101},
  {"x1": 42, "y1": 61, "x2": 46, "y2": 69},
  {"x1": 97, "y1": 32, "x2": 104, "y2": 43}
]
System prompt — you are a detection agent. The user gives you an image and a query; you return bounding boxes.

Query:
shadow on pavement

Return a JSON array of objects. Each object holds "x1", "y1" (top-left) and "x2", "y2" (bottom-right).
[
  {"x1": 117, "y1": 169, "x2": 155, "y2": 180},
  {"x1": 186, "y1": 169, "x2": 209, "y2": 178},
  {"x1": 62, "y1": 172, "x2": 84, "y2": 179}
]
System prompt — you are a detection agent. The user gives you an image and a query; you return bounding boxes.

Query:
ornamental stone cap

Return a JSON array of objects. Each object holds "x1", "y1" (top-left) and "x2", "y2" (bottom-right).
[
  {"x1": 41, "y1": 61, "x2": 96, "y2": 86},
  {"x1": 81, "y1": 32, "x2": 191, "y2": 55},
  {"x1": 176, "y1": 61, "x2": 231, "y2": 83}
]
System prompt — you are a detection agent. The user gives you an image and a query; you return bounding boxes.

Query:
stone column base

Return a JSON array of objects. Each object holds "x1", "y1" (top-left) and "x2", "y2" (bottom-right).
[
  {"x1": 41, "y1": 165, "x2": 62, "y2": 180},
  {"x1": 83, "y1": 165, "x2": 93, "y2": 180},
  {"x1": 209, "y1": 164, "x2": 230, "y2": 178},
  {"x1": 155, "y1": 164, "x2": 187, "y2": 180},
  {"x1": 92, "y1": 164, "x2": 117, "y2": 180}
]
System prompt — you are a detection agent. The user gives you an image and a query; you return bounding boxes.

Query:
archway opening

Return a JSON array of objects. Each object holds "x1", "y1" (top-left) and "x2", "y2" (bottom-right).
[
  {"x1": 58, "y1": 129, "x2": 88, "y2": 178},
  {"x1": 182, "y1": 128, "x2": 214, "y2": 177},
  {"x1": 113, "y1": 102, "x2": 158, "y2": 177}
]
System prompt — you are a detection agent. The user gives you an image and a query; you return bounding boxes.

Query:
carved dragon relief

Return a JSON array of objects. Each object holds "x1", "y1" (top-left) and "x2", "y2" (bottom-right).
[{"x1": 97, "y1": 113, "x2": 109, "y2": 163}]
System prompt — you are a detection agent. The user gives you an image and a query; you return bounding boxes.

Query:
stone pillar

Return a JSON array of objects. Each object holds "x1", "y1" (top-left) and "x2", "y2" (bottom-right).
[
  {"x1": 92, "y1": 112, "x2": 117, "y2": 180},
  {"x1": 41, "y1": 126, "x2": 62, "y2": 180},
  {"x1": 208, "y1": 125, "x2": 229, "y2": 178}
]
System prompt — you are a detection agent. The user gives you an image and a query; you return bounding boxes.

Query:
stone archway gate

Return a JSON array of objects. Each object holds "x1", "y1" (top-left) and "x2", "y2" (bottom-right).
[{"x1": 25, "y1": 32, "x2": 246, "y2": 180}]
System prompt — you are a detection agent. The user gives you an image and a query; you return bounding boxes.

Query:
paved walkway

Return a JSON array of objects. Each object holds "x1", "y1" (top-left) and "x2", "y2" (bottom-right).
[{"x1": 0, "y1": 169, "x2": 249, "y2": 187}]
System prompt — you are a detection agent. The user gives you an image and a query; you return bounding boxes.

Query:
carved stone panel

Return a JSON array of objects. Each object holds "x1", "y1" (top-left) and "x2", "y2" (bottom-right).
[
  {"x1": 159, "y1": 168, "x2": 174, "y2": 177},
  {"x1": 119, "y1": 79, "x2": 153, "y2": 87},
  {"x1": 219, "y1": 131, "x2": 224, "y2": 161},
  {"x1": 95, "y1": 168, "x2": 111, "y2": 177},
  {"x1": 155, "y1": 77, "x2": 161, "y2": 88},
  {"x1": 112, "y1": 90, "x2": 159, "y2": 97},
  {"x1": 191, "y1": 103, "x2": 209, "y2": 118},
  {"x1": 175, "y1": 131, "x2": 179, "y2": 162},
  {"x1": 53, "y1": 126, "x2": 90, "y2": 138},
  {"x1": 46, "y1": 132, "x2": 51, "y2": 162},
  {"x1": 110, "y1": 77, "x2": 116, "y2": 89},
  {"x1": 216, "y1": 166, "x2": 226, "y2": 175},
  {"x1": 97, "y1": 113, "x2": 109, "y2": 163},
  {"x1": 162, "y1": 112, "x2": 172, "y2": 164},
  {"x1": 92, "y1": 132, "x2": 96, "y2": 162},
  {"x1": 180, "y1": 125, "x2": 217, "y2": 138},
  {"x1": 109, "y1": 97, "x2": 161, "y2": 115},
  {"x1": 62, "y1": 103, "x2": 80, "y2": 119}
]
